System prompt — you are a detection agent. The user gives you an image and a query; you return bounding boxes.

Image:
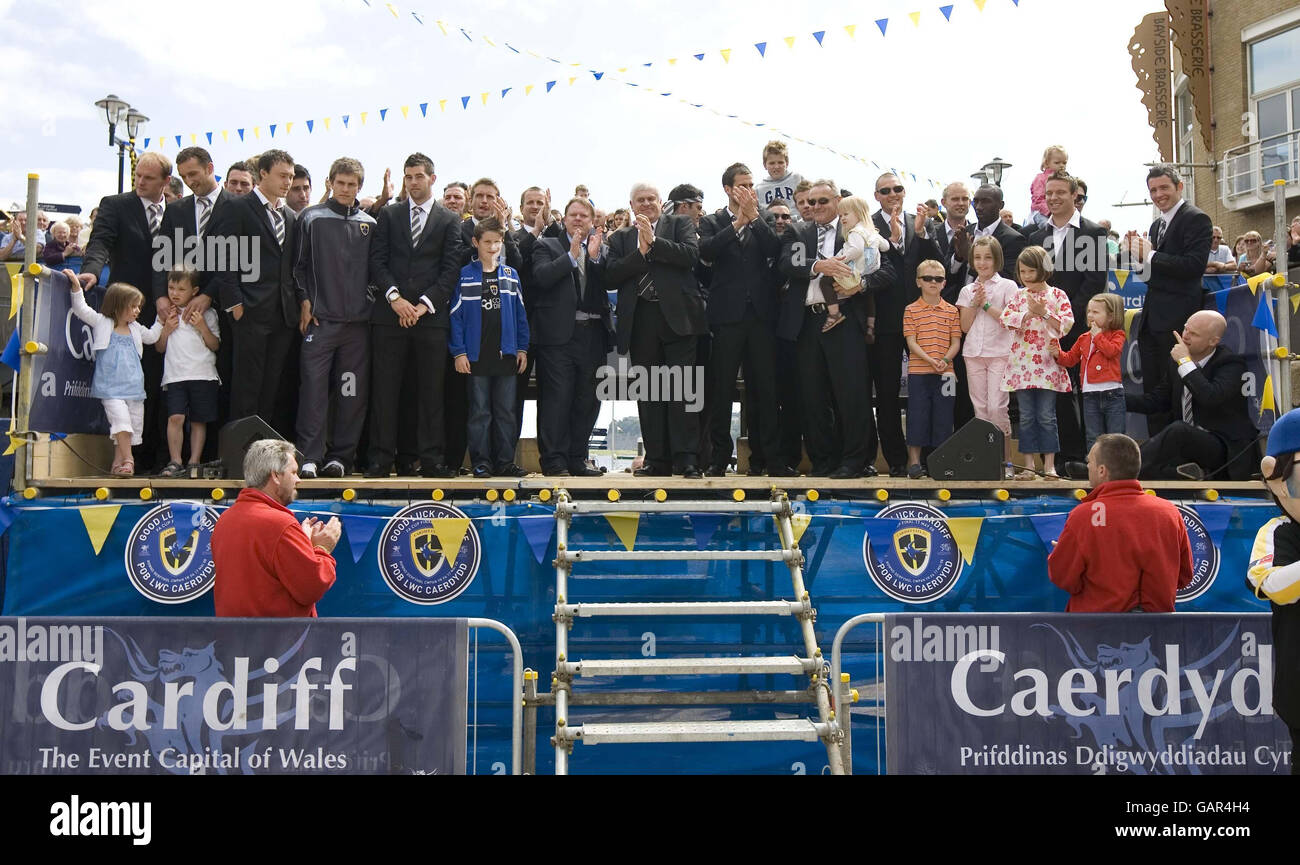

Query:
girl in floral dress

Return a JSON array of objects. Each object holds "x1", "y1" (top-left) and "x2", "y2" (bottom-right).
[{"x1": 1000, "y1": 246, "x2": 1074, "y2": 480}]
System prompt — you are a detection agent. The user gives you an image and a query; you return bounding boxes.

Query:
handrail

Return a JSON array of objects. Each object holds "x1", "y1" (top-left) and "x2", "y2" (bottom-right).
[
  {"x1": 466, "y1": 618, "x2": 524, "y2": 775},
  {"x1": 1222, "y1": 128, "x2": 1300, "y2": 199}
]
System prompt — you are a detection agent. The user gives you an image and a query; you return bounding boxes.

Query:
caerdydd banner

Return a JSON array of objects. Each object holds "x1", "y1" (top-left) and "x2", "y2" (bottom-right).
[
  {"x1": 884, "y1": 613, "x2": 1290, "y2": 775},
  {"x1": 0, "y1": 617, "x2": 468, "y2": 774},
  {"x1": 28, "y1": 270, "x2": 108, "y2": 435}
]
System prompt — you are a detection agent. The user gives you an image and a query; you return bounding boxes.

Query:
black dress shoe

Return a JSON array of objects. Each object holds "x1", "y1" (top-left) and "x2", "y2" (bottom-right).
[
  {"x1": 396, "y1": 462, "x2": 419, "y2": 476},
  {"x1": 680, "y1": 466, "x2": 703, "y2": 480},
  {"x1": 472, "y1": 465, "x2": 493, "y2": 479},
  {"x1": 633, "y1": 466, "x2": 668, "y2": 477},
  {"x1": 889, "y1": 465, "x2": 908, "y2": 478},
  {"x1": 705, "y1": 465, "x2": 728, "y2": 477},
  {"x1": 546, "y1": 468, "x2": 572, "y2": 477},
  {"x1": 862, "y1": 465, "x2": 879, "y2": 477},
  {"x1": 421, "y1": 464, "x2": 458, "y2": 479},
  {"x1": 746, "y1": 465, "x2": 766, "y2": 476},
  {"x1": 364, "y1": 464, "x2": 393, "y2": 479},
  {"x1": 829, "y1": 465, "x2": 862, "y2": 479},
  {"x1": 768, "y1": 466, "x2": 799, "y2": 478},
  {"x1": 1060, "y1": 461, "x2": 1088, "y2": 481},
  {"x1": 568, "y1": 466, "x2": 602, "y2": 477},
  {"x1": 496, "y1": 463, "x2": 529, "y2": 478}
]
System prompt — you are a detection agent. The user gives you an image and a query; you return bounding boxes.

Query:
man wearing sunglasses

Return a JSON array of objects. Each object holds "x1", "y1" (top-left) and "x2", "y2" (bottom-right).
[
  {"x1": 777, "y1": 180, "x2": 877, "y2": 478},
  {"x1": 757, "y1": 203, "x2": 807, "y2": 473},
  {"x1": 862, "y1": 173, "x2": 940, "y2": 477}
]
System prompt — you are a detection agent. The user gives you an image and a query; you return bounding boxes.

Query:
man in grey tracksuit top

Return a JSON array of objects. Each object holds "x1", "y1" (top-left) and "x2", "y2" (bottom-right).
[{"x1": 293, "y1": 159, "x2": 377, "y2": 477}]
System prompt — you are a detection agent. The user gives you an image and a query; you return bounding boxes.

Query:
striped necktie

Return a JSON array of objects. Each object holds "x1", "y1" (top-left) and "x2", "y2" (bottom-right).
[
  {"x1": 816, "y1": 222, "x2": 831, "y2": 258},
  {"x1": 1182, "y1": 383, "x2": 1194, "y2": 425},
  {"x1": 148, "y1": 202, "x2": 162, "y2": 237},
  {"x1": 410, "y1": 204, "x2": 425, "y2": 246},
  {"x1": 196, "y1": 196, "x2": 211, "y2": 237},
  {"x1": 269, "y1": 205, "x2": 284, "y2": 247}
]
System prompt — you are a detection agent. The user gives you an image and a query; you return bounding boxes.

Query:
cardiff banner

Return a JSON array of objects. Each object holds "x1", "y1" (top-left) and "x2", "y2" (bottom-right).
[
  {"x1": 27, "y1": 270, "x2": 108, "y2": 435},
  {"x1": 884, "y1": 613, "x2": 1290, "y2": 775},
  {"x1": 0, "y1": 617, "x2": 467, "y2": 775}
]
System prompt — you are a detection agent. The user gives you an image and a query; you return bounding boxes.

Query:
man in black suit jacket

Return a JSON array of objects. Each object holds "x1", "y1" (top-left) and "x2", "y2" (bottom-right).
[
  {"x1": 778, "y1": 179, "x2": 877, "y2": 478},
  {"x1": 606, "y1": 183, "x2": 708, "y2": 477},
  {"x1": 971, "y1": 184, "x2": 1027, "y2": 281},
  {"x1": 365, "y1": 153, "x2": 463, "y2": 478},
  {"x1": 1025, "y1": 171, "x2": 1109, "y2": 463},
  {"x1": 78, "y1": 151, "x2": 173, "y2": 471},
  {"x1": 1125, "y1": 165, "x2": 1215, "y2": 436},
  {"x1": 1126, "y1": 311, "x2": 1258, "y2": 480},
  {"x1": 512, "y1": 186, "x2": 552, "y2": 443},
  {"x1": 206, "y1": 149, "x2": 300, "y2": 429},
  {"x1": 698, "y1": 163, "x2": 789, "y2": 477},
  {"x1": 862, "y1": 173, "x2": 941, "y2": 475},
  {"x1": 530, "y1": 198, "x2": 614, "y2": 476}
]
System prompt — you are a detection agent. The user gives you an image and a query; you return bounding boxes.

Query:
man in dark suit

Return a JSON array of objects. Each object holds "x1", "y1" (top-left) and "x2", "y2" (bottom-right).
[
  {"x1": 1125, "y1": 164, "x2": 1215, "y2": 436},
  {"x1": 1126, "y1": 311, "x2": 1258, "y2": 480},
  {"x1": 778, "y1": 179, "x2": 877, "y2": 478},
  {"x1": 78, "y1": 151, "x2": 173, "y2": 471},
  {"x1": 513, "y1": 185, "x2": 556, "y2": 444},
  {"x1": 698, "y1": 163, "x2": 789, "y2": 477},
  {"x1": 932, "y1": 182, "x2": 979, "y2": 429},
  {"x1": 970, "y1": 184, "x2": 1026, "y2": 281},
  {"x1": 1025, "y1": 170, "x2": 1109, "y2": 463},
  {"x1": 206, "y1": 149, "x2": 299, "y2": 430},
  {"x1": 606, "y1": 183, "x2": 708, "y2": 477},
  {"x1": 863, "y1": 173, "x2": 941, "y2": 476},
  {"x1": 364, "y1": 152, "x2": 463, "y2": 478},
  {"x1": 530, "y1": 198, "x2": 614, "y2": 476}
]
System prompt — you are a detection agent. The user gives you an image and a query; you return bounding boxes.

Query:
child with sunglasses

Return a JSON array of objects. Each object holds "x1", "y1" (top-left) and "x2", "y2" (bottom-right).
[{"x1": 902, "y1": 260, "x2": 963, "y2": 478}]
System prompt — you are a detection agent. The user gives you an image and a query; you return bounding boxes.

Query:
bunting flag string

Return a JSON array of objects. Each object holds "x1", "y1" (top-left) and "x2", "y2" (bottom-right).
[
  {"x1": 79, "y1": 504, "x2": 122, "y2": 556},
  {"x1": 340, "y1": 513, "x2": 382, "y2": 563},
  {"x1": 518, "y1": 515, "x2": 556, "y2": 563},
  {"x1": 604, "y1": 513, "x2": 641, "y2": 552}
]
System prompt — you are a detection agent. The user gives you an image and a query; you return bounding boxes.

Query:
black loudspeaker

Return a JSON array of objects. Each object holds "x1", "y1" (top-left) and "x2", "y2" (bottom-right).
[
  {"x1": 218, "y1": 416, "x2": 288, "y2": 480},
  {"x1": 926, "y1": 418, "x2": 1004, "y2": 481}
]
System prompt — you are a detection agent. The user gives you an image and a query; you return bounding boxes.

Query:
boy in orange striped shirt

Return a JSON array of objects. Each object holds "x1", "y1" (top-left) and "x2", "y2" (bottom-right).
[{"x1": 902, "y1": 259, "x2": 963, "y2": 479}]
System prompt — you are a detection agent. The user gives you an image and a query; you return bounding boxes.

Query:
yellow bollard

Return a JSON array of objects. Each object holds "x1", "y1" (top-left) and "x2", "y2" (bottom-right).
[
  {"x1": 732, "y1": 489, "x2": 745, "y2": 502},
  {"x1": 432, "y1": 488, "x2": 445, "y2": 501},
  {"x1": 994, "y1": 489, "x2": 1009, "y2": 501},
  {"x1": 211, "y1": 488, "x2": 225, "y2": 501},
  {"x1": 607, "y1": 489, "x2": 620, "y2": 502},
  {"x1": 342, "y1": 488, "x2": 356, "y2": 502},
  {"x1": 486, "y1": 488, "x2": 499, "y2": 502},
  {"x1": 538, "y1": 488, "x2": 551, "y2": 502},
  {"x1": 654, "y1": 489, "x2": 667, "y2": 502},
  {"x1": 503, "y1": 488, "x2": 516, "y2": 502},
  {"x1": 875, "y1": 489, "x2": 888, "y2": 502},
  {"x1": 937, "y1": 489, "x2": 951, "y2": 501},
  {"x1": 139, "y1": 487, "x2": 154, "y2": 501},
  {"x1": 94, "y1": 487, "x2": 109, "y2": 501}
]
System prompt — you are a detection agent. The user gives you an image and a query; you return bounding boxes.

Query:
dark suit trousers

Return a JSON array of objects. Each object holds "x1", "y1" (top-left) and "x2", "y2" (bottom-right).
[
  {"x1": 1138, "y1": 321, "x2": 1176, "y2": 436},
  {"x1": 773, "y1": 337, "x2": 804, "y2": 469},
  {"x1": 231, "y1": 303, "x2": 294, "y2": 426},
  {"x1": 630, "y1": 301, "x2": 699, "y2": 469},
  {"x1": 368, "y1": 324, "x2": 448, "y2": 469},
  {"x1": 535, "y1": 322, "x2": 605, "y2": 473},
  {"x1": 1138, "y1": 421, "x2": 1226, "y2": 480},
  {"x1": 708, "y1": 309, "x2": 781, "y2": 469},
  {"x1": 867, "y1": 332, "x2": 906, "y2": 470},
  {"x1": 696, "y1": 334, "x2": 713, "y2": 468},
  {"x1": 444, "y1": 359, "x2": 470, "y2": 470},
  {"x1": 797, "y1": 306, "x2": 873, "y2": 473},
  {"x1": 135, "y1": 346, "x2": 165, "y2": 472}
]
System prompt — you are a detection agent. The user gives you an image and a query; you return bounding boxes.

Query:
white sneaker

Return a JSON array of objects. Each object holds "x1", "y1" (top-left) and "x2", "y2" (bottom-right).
[{"x1": 300, "y1": 461, "x2": 318, "y2": 479}]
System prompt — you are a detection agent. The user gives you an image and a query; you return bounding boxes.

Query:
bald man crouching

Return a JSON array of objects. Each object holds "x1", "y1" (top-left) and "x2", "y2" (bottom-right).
[{"x1": 1126, "y1": 310, "x2": 1259, "y2": 480}]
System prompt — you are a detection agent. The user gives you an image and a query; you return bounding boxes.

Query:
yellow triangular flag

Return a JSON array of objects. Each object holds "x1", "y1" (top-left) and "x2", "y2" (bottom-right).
[
  {"x1": 909, "y1": 11, "x2": 921, "y2": 26},
  {"x1": 252, "y1": 126, "x2": 260, "y2": 139},
  {"x1": 1113, "y1": 269, "x2": 1129, "y2": 289},
  {"x1": 1261, "y1": 375, "x2": 1276, "y2": 419},
  {"x1": 617, "y1": 67, "x2": 627, "y2": 73},
  {"x1": 481, "y1": 92, "x2": 489, "y2": 105},
  {"x1": 385, "y1": 2, "x2": 398, "y2": 18},
  {"x1": 720, "y1": 48, "x2": 731, "y2": 63},
  {"x1": 435, "y1": 19, "x2": 448, "y2": 35},
  {"x1": 190, "y1": 134, "x2": 197, "y2": 144},
  {"x1": 323, "y1": 117, "x2": 331, "y2": 131},
  {"x1": 401, "y1": 105, "x2": 410, "y2": 119},
  {"x1": 439, "y1": 99, "x2": 447, "y2": 112},
  {"x1": 947, "y1": 517, "x2": 984, "y2": 565},
  {"x1": 604, "y1": 513, "x2": 640, "y2": 551},
  {"x1": 79, "y1": 505, "x2": 122, "y2": 556},
  {"x1": 568, "y1": 77, "x2": 577, "y2": 86},
  {"x1": 286, "y1": 121, "x2": 294, "y2": 134},
  {"x1": 221, "y1": 130, "x2": 229, "y2": 142},
  {"x1": 360, "y1": 112, "x2": 367, "y2": 125},
  {"x1": 3, "y1": 432, "x2": 24, "y2": 456},
  {"x1": 1124, "y1": 307, "x2": 1138, "y2": 338},
  {"x1": 525, "y1": 84, "x2": 534, "y2": 95},
  {"x1": 9, "y1": 271, "x2": 22, "y2": 320},
  {"x1": 784, "y1": 36, "x2": 796, "y2": 49},
  {"x1": 844, "y1": 25, "x2": 856, "y2": 38},
  {"x1": 1246, "y1": 271, "x2": 1273, "y2": 295},
  {"x1": 483, "y1": 36, "x2": 496, "y2": 47},
  {"x1": 790, "y1": 513, "x2": 812, "y2": 546},
  {"x1": 431, "y1": 517, "x2": 471, "y2": 563},
  {"x1": 974, "y1": 0, "x2": 988, "y2": 10},
  {"x1": 668, "y1": 57, "x2": 677, "y2": 65},
  {"x1": 1290, "y1": 293, "x2": 1300, "y2": 314}
]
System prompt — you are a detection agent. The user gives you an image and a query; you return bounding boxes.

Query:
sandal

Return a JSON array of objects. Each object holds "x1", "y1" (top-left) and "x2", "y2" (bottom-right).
[
  {"x1": 112, "y1": 458, "x2": 134, "y2": 478},
  {"x1": 158, "y1": 461, "x2": 186, "y2": 478},
  {"x1": 821, "y1": 312, "x2": 846, "y2": 333}
]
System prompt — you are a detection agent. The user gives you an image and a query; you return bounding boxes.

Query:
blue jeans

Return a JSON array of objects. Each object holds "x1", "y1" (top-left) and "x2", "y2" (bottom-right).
[
  {"x1": 467, "y1": 374, "x2": 518, "y2": 471},
  {"x1": 1016, "y1": 388, "x2": 1059, "y2": 455},
  {"x1": 1082, "y1": 388, "x2": 1127, "y2": 453}
]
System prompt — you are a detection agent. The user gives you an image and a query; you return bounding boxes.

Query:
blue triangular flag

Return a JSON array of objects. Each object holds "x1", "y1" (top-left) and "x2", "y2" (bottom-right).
[
  {"x1": 863, "y1": 517, "x2": 897, "y2": 564},
  {"x1": 501, "y1": 87, "x2": 511, "y2": 97},
  {"x1": 754, "y1": 42, "x2": 766, "y2": 57},
  {"x1": 205, "y1": 132, "x2": 213, "y2": 144},
  {"x1": 411, "y1": 11, "x2": 423, "y2": 23},
  {"x1": 518, "y1": 515, "x2": 554, "y2": 564},
  {"x1": 342, "y1": 115, "x2": 350, "y2": 127},
  {"x1": 546, "y1": 81, "x2": 557, "y2": 92},
  {"x1": 269, "y1": 124, "x2": 276, "y2": 137},
  {"x1": 0, "y1": 330, "x2": 20, "y2": 372},
  {"x1": 812, "y1": 30, "x2": 825, "y2": 45},
  {"x1": 875, "y1": 18, "x2": 889, "y2": 35},
  {"x1": 169, "y1": 501, "x2": 206, "y2": 558},
  {"x1": 0, "y1": 499, "x2": 14, "y2": 536},
  {"x1": 379, "y1": 108, "x2": 388, "y2": 121},
  {"x1": 1252, "y1": 289, "x2": 1278, "y2": 338},
  {"x1": 690, "y1": 513, "x2": 724, "y2": 550},
  {"x1": 175, "y1": 135, "x2": 182, "y2": 148},
  {"x1": 1028, "y1": 513, "x2": 1070, "y2": 551},
  {"x1": 306, "y1": 120, "x2": 314, "y2": 133},
  {"x1": 419, "y1": 102, "x2": 428, "y2": 117},
  {"x1": 940, "y1": 4, "x2": 953, "y2": 20},
  {"x1": 592, "y1": 71, "x2": 604, "y2": 80},
  {"x1": 461, "y1": 96, "x2": 471, "y2": 109},
  {"x1": 1214, "y1": 287, "x2": 1229, "y2": 314},
  {"x1": 143, "y1": 138, "x2": 150, "y2": 149},
  {"x1": 237, "y1": 128, "x2": 244, "y2": 141},
  {"x1": 340, "y1": 513, "x2": 380, "y2": 564},
  {"x1": 49, "y1": 432, "x2": 66, "y2": 441},
  {"x1": 1192, "y1": 504, "x2": 1233, "y2": 548},
  {"x1": 693, "y1": 53, "x2": 705, "y2": 61},
  {"x1": 505, "y1": 42, "x2": 519, "y2": 53}
]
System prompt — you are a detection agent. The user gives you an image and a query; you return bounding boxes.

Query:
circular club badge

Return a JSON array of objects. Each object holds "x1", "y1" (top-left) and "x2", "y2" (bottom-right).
[
  {"x1": 1175, "y1": 505, "x2": 1219, "y2": 603},
  {"x1": 124, "y1": 502, "x2": 220, "y2": 604},
  {"x1": 862, "y1": 501, "x2": 963, "y2": 603},
  {"x1": 377, "y1": 502, "x2": 481, "y2": 605}
]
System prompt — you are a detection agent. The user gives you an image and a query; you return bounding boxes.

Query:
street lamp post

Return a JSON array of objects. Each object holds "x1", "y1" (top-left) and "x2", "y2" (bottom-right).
[
  {"x1": 980, "y1": 156, "x2": 1013, "y2": 188},
  {"x1": 94, "y1": 94, "x2": 147, "y2": 194}
]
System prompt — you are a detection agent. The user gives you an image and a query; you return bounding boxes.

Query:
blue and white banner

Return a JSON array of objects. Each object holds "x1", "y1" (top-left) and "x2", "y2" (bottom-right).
[
  {"x1": 0, "y1": 617, "x2": 468, "y2": 774},
  {"x1": 27, "y1": 270, "x2": 108, "y2": 435},
  {"x1": 884, "y1": 613, "x2": 1291, "y2": 775}
]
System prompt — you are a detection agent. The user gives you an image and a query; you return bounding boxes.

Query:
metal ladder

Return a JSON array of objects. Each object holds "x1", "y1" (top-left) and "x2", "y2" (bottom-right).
[{"x1": 549, "y1": 489, "x2": 845, "y2": 774}]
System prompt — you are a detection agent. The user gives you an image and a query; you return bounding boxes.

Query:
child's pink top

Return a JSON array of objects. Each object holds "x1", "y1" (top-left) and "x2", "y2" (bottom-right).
[{"x1": 1030, "y1": 169, "x2": 1053, "y2": 217}]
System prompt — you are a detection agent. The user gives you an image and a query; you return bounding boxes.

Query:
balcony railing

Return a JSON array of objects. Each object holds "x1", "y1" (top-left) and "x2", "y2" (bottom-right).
[{"x1": 1220, "y1": 127, "x2": 1300, "y2": 209}]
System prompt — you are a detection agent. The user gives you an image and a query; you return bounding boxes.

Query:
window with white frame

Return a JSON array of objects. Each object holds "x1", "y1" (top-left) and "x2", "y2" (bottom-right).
[
  {"x1": 1176, "y1": 83, "x2": 1195, "y2": 202},
  {"x1": 1249, "y1": 24, "x2": 1300, "y2": 185}
]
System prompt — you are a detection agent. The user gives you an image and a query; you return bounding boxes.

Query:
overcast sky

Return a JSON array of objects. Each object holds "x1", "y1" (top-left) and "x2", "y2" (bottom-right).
[{"x1": 3, "y1": 0, "x2": 1166, "y2": 231}]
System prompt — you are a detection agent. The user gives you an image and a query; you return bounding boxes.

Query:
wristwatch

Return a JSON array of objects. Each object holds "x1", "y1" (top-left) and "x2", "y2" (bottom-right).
[{"x1": 385, "y1": 287, "x2": 400, "y2": 303}]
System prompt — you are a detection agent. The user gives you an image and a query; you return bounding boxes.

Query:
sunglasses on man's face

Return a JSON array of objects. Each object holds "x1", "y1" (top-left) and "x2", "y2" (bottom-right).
[
  {"x1": 877, "y1": 185, "x2": 905, "y2": 195},
  {"x1": 919, "y1": 275, "x2": 945, "y2": 284},
  {"x1": 773, "y1": 214, "x2": 793, "y2": 220},
  {"x1": 808, "y1": 197, "x2": 834, "y2": 206},
  {"x1": 1075, "y1": 195, "x2": 1088, "y2": 204}
]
